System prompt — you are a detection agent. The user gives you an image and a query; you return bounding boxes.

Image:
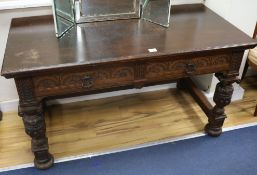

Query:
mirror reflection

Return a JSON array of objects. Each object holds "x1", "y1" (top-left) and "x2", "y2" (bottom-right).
[
  {"x1": 75, "y1": 0, "x2": 140, "y2": 23},
  {"x1": 52, "y1": 0, "x2": 74, "y2": 37},
  {"x1": 141, "y1": 0, "x2": 172, "y2": 27},
  {"x1": 52, "y1": 0, "x2": 172, "y2": 38},
  {"x1": 82, "y1": 0, "x2": 135, "y2": 16}
]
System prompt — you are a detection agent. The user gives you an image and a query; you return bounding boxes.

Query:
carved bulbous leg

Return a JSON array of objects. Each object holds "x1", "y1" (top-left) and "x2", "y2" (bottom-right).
[
  {"x1": 19, "y1": 104, "x2": 54, "y2": 169},
  {"x1": 205, "y1": 73, "x2": 238, "y2": 137}
]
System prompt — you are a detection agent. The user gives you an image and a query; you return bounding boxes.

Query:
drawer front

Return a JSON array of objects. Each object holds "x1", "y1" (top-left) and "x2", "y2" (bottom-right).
[
  {"x1": 145, "y1": 54, "x2": 231, "y2": 81},
  {"x1": 33, "y1": 66, "x2": 134, "y2": 96},
  {"x1": 33, "y1": 53, "x2": 241, "y2": 97}
]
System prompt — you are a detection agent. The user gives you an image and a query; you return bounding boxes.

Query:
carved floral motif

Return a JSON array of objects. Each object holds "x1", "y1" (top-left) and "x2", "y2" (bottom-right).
[
  {"x1": 146, "y1": 55, "x2": 231, "y2": 78},
  {"x1": 32, "y1": 54, "x2": 242, "y2": 97},
  {"x1": 33, "y1": 66, "x2": 134, "y2": 95}
]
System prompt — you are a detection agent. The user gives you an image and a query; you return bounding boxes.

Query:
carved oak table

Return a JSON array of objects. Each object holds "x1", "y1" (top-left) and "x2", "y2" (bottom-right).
[{"x1": 1, "y1": 4, "x2": 257, "y2": 170}]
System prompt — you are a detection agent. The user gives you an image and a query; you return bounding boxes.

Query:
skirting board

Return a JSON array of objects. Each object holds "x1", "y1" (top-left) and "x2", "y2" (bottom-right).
[
  {"x1": 0, "y1": 82, "x2": 245, "y2": 113},
  {"x1": 0, "y1": 0, "x2": 204, "y2": 10}
]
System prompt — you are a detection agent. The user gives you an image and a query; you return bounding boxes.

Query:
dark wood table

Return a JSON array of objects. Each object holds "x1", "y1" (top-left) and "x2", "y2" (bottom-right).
[{"x1": 1, "y1": 4, "x2": 257, "y2": 170}]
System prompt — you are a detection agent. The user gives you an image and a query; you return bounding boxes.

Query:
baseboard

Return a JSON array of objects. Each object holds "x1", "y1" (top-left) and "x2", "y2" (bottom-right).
[
  {"x1": 0, "y1": 81, "x2": 245, "y2": 113},
  {"x1": 0, "y1": 83, "x2": 177, "y2": 113},
  {"x1": 0, "y1": 99, "x2": 19, "y2": 113}
]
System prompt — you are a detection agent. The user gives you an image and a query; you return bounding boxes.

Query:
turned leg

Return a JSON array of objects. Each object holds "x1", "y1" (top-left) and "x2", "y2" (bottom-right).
[
  {"x1": 15, "y1": 78, "x2": 54, "y2": 169},
  {"x1": 0, "y1": 111, "x2": 2, "y2": 121},
  {"x1": 19, "y1": 103, "x2": 54, "y2": 169},
  {"x1": 205, "y1": 73, "x2": 239, "y2": 137}
]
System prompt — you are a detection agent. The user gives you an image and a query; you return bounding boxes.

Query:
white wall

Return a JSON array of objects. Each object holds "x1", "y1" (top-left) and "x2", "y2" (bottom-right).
[
  {"x1": 0, "y1": 0, "x2": 51, "y2": 10},
  {"x1": 0, "y1": 0, "x2": 204, "y2": 10},
  {"x1": 205, "y1": 0, "x2": 257, "y2": 37},
  {"x1": 195, "y1": 0, "x2": 257, "y2": 95},
  {"x1": 205, "y1": 0, "x2": 257, "y2": 80},
  {"x1": 0, "y1": 7, "x2": 53, "y2": 111}
]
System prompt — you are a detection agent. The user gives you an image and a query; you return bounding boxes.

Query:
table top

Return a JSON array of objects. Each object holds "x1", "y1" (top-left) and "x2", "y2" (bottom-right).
[{"x1": 2, "y1": 4, "x2": 257, "y2": 78}]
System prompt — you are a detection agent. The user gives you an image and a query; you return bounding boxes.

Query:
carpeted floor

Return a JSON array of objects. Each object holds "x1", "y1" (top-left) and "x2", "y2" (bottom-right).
[{"x1": 2, "y1": 125, "x2": 257, "y2": 175}]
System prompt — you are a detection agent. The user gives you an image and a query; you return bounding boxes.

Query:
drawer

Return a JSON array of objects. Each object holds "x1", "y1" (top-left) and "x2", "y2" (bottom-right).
[
  {"x1": 33, "y1": 66, "x2": 134, "y2": 96},
  {"x1": 145, "y1": 54, "x2": 231, "y2": 81}
]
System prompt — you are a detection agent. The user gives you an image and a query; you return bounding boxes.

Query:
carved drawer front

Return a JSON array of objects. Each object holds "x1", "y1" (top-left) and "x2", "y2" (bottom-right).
[
  {"x1": 145, "y1": 54, "x2": 232, "y2": 81},
  {"x1": 33, "y1": 66, "x2": 134, "y2": 96}
]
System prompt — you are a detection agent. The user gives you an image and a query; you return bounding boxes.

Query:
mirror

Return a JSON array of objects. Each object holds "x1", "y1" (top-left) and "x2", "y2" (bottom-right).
[
  {"x1": 141, "y1": 0, "x2": 172, "y2": 27},
  {"x1": 75, "y1": 0, "x2": 140, "y2": 23},
  {"x1": 52, "y1": 0, "x2": 75, "y2": 37},
  {"x1": 52, "y1": 0, "x2": 172, "y2": 38}
]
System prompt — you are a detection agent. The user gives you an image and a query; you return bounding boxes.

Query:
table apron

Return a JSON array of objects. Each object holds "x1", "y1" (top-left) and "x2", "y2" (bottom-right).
[{"x1": 27, "y1": 53, "x2": 243, "y2": 99}]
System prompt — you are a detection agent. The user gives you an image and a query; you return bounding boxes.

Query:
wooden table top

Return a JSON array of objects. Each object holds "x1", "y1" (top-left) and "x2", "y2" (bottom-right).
[{"x1": 2, "y1": 4, "x2": 257, "y2": 78}]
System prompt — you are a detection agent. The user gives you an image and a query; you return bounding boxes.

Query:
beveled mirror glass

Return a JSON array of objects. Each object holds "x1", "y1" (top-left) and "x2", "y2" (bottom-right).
[
  {"x1": 75, "y1": 0, "x2": 141, "y2": 23},
  {"x1": 52, "y1": 0, "x2": 171, "y2": 38},
  {"x1": 52, "y1": 0, "x2": 75, "y2": 37},
  {"x1": 141, "y1": 0, "x2": 172, "y2": 27},
  {"x1": 53, "y1": 0, "x2": 140, "y2": 37}
]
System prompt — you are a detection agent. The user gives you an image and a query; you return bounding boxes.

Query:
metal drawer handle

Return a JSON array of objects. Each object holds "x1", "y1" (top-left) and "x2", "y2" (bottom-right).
[
  {"x1": 82, "y1": 75, "x2": 93, "y2": 89},
  {"x1": 185, "y1": 63, "x2": 196, "y2": 76}
]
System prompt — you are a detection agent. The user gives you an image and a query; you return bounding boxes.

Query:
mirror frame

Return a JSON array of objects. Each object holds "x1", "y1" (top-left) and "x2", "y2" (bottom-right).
[{"x1": 74, "y1": 0, "x2": 141, "y2": 23}]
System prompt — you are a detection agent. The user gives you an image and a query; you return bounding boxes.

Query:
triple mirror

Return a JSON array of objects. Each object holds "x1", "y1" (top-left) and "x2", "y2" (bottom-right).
[{"x1": 52, "y1": 0, "x2": 172, "y2": 37}]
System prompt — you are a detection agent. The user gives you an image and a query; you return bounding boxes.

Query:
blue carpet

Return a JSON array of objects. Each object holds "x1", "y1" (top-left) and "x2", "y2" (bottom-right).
[{"x1": 2, "y1": 125, "x2": 257, "y2": 175}]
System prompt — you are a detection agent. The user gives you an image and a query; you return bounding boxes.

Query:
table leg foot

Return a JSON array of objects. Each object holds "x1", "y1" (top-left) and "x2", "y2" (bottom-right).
[
  {"x1": 34, "y1": 152, "x2": 54, "y2": 170},
  {"x1": 205, "y1": 123, "x2": 222, "y2": 137}
]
